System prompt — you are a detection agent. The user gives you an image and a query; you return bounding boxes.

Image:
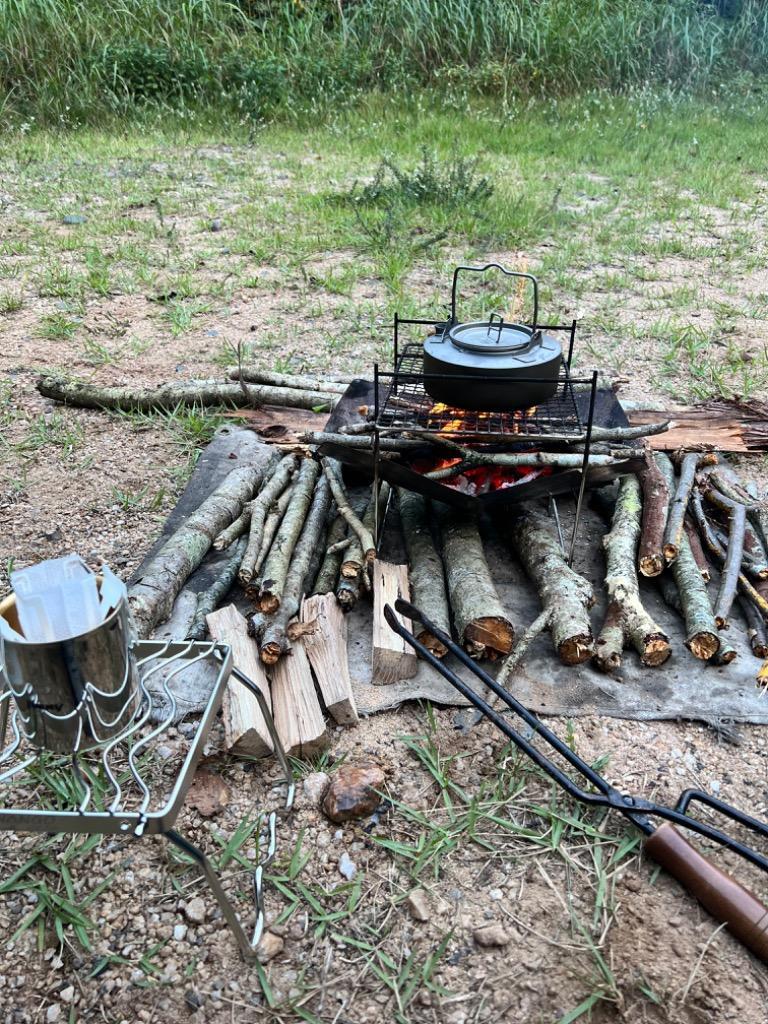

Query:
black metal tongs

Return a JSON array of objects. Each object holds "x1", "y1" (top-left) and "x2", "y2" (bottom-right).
[{"x1": 384, "y1": 600, "x2": 768, "y2": 963}]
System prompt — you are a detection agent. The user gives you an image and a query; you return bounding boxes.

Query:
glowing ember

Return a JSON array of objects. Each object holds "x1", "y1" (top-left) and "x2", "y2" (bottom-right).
[
  {"x1": 426, "y1": 403, "x2": 538, "y2": 436},
  {"x1": 412, "y1": 455, "x2": 552, "y2": 496}
]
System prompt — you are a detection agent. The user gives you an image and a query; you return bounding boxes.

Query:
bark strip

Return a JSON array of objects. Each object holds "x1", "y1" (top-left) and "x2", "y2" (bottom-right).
[
  {"x1": 239, "y1": 454, "x2": 298, "y2": 585},
  {"x1": 637, "y1": 448, "x2": 670, "y2": 577},
  {"x1": 129, "y1": 465, "x2": 260, "y2": 637},
  {"x1": 509, "y1": 508, "x2": 594, "y2": 665},
  {"x1": 38, "y1": 375, "x2": 340, "y2": 413},
  {"x1": 441, "y1": 509, "x2": 514, "y2": 658},
  {"x1": 256, "y1": 459, "x2": 320, "y2": 611},
  {"x1": 398, "y1": 489, "x2": 451, "y2": 657},
  {"x1": 602, "y1": 474, "x2": 671, "y2": 666}
]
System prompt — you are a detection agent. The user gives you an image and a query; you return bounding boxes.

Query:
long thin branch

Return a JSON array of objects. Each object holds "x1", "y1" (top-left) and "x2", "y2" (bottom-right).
[
  {"x1": 714, "y1": 501, "x2": 746, "y2": 629},
  {"x1": 186, "y1": 535, "x2": 248, "y2": 641},
  {"x1": 238, "y1": 454, "x2": 298, "y2": 585},
  {"x1": 663, "y1": 452, "x2": 701, "y2": 564},
  {"x1": 321, "y1": 458, "x2": 375, "y2": 565},
  {"x1": 636, "y1": 448, "x2": 670, "y2": 577}
]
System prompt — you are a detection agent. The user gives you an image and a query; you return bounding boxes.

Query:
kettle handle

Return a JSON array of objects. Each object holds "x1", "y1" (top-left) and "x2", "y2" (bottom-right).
[{"x1": 450, "y1": 264, "x2": 538, "y2": 329}]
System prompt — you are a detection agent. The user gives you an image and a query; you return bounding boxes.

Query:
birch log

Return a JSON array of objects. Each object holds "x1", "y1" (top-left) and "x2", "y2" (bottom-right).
[
  {"x1": 602, "y1": 475, "x2": 671, "y2": 667},
  {"x1": 37, "y1": 375, "x2": 339, "y2": 412},
  {"x1": 509, "y1": 509, "x2": 594, "y2": 665},
  {"x1": 128, "y1": 465, "x2": 261, "y2": 637},
  {"x1": 441, "y1": 510, "x2": 514, "y2": 658}
]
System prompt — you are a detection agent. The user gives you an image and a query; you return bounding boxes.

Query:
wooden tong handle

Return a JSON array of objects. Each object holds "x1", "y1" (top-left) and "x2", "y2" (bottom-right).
[{"x1": 645, "y1": 823, "x2": 768, "y2": 962}]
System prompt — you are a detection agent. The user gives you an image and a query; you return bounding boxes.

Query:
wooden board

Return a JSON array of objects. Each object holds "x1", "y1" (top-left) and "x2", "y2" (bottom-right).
[
  {"x1": 300, "y1": 594, "x2": 358, "y2": 725},
  {"x1": 372, "y1": 560, "x2": 418, "y2": 685},
  {"x1": 206, "y1": 604, "x2": 273, "y2": 757},
  {"x1": 270, "y1": 634, "x2": 329, "y2": 758}
]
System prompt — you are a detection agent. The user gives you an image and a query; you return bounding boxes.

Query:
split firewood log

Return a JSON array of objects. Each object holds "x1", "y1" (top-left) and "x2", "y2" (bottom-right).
[
  {"x1": 397, "y1": 489, "x2": 451, "y2": 657},
  {"x1": 37, "y1": 375, "x2": 340, "y2": 413},
  {"x1": 508, "y1": 508, "x2": 594, "y2": 665},
  {"x1": 128, "y1": 465, "x2": 262, "y2": 637},
  {"x1": 597, "y1": 474, "x2": 671, "y2": 670},
  {"x1": 440, "y1": 508, "x2": 514, "y2": 659}
]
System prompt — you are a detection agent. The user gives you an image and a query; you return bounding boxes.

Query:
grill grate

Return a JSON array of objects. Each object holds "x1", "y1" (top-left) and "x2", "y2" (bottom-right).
[{"x1": 375, "y1": 344, "x2": 584, "y2": 439}]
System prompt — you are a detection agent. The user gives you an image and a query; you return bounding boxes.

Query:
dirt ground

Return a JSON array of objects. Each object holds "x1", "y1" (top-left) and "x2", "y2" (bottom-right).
[{"x1": 1, "y1": 122, "x2": 768, "y2": 1023}]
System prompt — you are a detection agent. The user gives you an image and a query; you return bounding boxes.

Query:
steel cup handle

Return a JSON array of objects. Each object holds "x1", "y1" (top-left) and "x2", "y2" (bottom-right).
[{"x1": 450, "y1": 263, "x2": 539, "y2": 329}]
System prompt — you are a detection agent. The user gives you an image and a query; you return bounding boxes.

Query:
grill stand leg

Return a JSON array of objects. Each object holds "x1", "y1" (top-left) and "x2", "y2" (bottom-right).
[{"x1": 164, "y1": 666, "x2": 295, "y2": 961}]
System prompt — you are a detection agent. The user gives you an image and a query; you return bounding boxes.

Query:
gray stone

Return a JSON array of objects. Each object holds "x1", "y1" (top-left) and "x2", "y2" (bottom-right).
[
  {"x1": 473, "y1": 924, "x2": 511, "y2": 948},
  {"x1": 184, "y1": 898, "x2": 206, "y2": 925},
  {"x1": 338, "y1": 852, "x2": 357, "y2": 880},
  {"x1": 303, "y1": 772, "x2": 330, "y2": 807},
  {"x1": 406, "y1": 890, "x2": 429, "y2": 922},
  {"x1": 173, "y1": 924, "x2": 188, "y2": 942}
]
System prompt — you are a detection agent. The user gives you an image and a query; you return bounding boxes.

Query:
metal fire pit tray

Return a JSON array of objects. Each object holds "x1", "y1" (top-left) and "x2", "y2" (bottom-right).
[{"x1": 0, "y1": 639, "x2": 294, "y2": 960}]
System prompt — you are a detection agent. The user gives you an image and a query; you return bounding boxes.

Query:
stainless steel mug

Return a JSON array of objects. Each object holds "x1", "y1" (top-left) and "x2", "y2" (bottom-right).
[{"x1": 0, "y1": 588, "x2": 139, "y2": 753}]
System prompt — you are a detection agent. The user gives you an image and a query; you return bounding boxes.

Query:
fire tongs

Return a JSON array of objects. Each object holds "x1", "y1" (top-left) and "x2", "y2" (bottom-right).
[{"x1": 384, "y1": 600, "x2": 768, "y2": 963}]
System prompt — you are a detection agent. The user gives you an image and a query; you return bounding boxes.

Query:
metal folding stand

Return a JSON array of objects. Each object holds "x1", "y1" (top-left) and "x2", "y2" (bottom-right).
[{"x1": 0, "y1": 639, "x2": 294, "y2": 960}]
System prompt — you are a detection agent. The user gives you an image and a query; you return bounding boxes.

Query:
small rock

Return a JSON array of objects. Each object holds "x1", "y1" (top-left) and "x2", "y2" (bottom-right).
[
  {"x1": 256, "y1": 931, "x2": 284, "y2": 964},
  {"x1": 488, "y1": 889, "x2": 503, "y2": 902},
  {"x1": 209, "y1": 218, "x2": 223, "y2": 232},
  {"x1": 322, "y1": 762, "x2": 386, "y2": 823},
  {"x1": 59, "y1": 986, "x2": 74, "y2": 1003},
  {"x1": 338, "y1": 852, "x2": 357, "y2": 880},
  {"x1": 473, "y1": 924, "x2": 510, "y2": 948},
  {"x1": 187, "y1": 769, "x2": 230, "y2": 818},
  {"x1": 623, "y1": 874, "x2": 642, "y2": 893},
  {"x1": 184, "y1": 898, "x2": 206, "y2": 925},
  {"x1": 46, "y1": 1006, "x2": 61, "y2": 1023},
  {"x1": 303, "y1": 772, "x2": 330, "y2": 806},
  {"x1": 173, "y1": 924, "x2": 188, "y2": 942},
  {"x1": 157, "y1": 745, "x2": 174, "y2": 760},
  {"x1": 62, "y1": 214, "x2": 87, "y2": 225},
  {"x1": 184, "y1": 990, "x2": 203, "y2": 1010},
  {"x1": 406, "y1": 890, "x2": 429, "y2": 922}
]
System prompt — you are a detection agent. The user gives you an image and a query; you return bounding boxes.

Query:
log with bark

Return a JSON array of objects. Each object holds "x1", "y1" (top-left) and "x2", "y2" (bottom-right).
[
  {"x1": 256, "y1": 459, "x2": 320, "y2": 612},
  {"x1": 636, "y1": 448, "x2": 671, "y2": 577},
  {"x1": 238, "y1": 454, "x2": 298, "y2": 586},
  {"x1": 250, "y1": 475, "x2": 332, "y2": 664},
  {"x1": 227, "y1": 367, "x2": 354, "y2": 393},
  {"x1": 378, "y1": 421, "x2": 671, "y2": 446},
  {"x1": 128, "y1": 465, "x2": 261, "y2": 637},
  {"x1": 594, "y1": 600, "x2": 625, "y2": 673},
  {"x1": 713, "y1": 501, "x2": 746, "y2": 629},
  {"x1": 663, "y1": 452, "x2": 707, "y2": 564},
  {"x1": 508, "y1": 508, "x2": 594, "y2": 665},
  {"x1": 397, "y1": 489, "x2": 451, "y2": 657},
  {"x1": 186, "y1": 535, "x2": 248, "y2": 641},
  {"x1": 655, "y1": 456, "x2": 719, "y2": 660},
  {"x1": 683, "y1": 518, "x2": 711, "y2": 582},
  {"x1": 38, "y1": 375, "x2": 340, "y2": 413},
  {"x1": 598, "y1": 474, "x2": 671, "y2": 668},
  {"x1": 313, "y1": 511, "x2": 347, "y2": 595},
  {"x1": 321, "y1": 459, "x2": 376, "y2": 568},
  {"x1": 440, "y1": 508, "x2": 514, "y2": 658}
]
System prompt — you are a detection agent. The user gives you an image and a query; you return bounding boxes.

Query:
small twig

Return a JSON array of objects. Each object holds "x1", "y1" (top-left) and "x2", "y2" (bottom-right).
[
  {"x1": 663, "y1": 452, "x2": 705, "y2": 564},
  {"x1": 321, "y1": 458, "x2": 375, "y2": 564}
]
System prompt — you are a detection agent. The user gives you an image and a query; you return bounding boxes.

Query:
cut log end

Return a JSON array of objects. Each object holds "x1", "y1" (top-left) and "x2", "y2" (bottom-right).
[
  {"x1": 686, "y1": 631, "x2": 721, "y2": 661},
  {"x1": 638, "y1": 554, "x2": 664, "y2": 578},
  {"x1": 417, "y1": 629, "x2": 448, "y2": 659},
  {"x1": 341, "y1": 560, "x2": 362, "y2": 580},
  {"x1": 662, "y1": 543, "x2": 678, "y2": 564},
  {"x1": 594, "y1": 647, "x2": 622, "y2": 673},
  {"x1": 258, "y1": 593, "x2": 280, "y2": 615},
  {"x1": 715, "y1": 615, "x2": 729, "y2": 630},
  {"x1": 464, "y1": 616, "x2": 514, "y2": 657},
  {"x1": 717, "y1": 647, "x2": 738, "y2": 665},
  {"x1": 639, "y1": 634, "x2": 672, "y2": 667},
  {"x1": 260, "y1": 643, "x2": 283, "y2": 665},
  {"x1": 558, "y1": 633, "x2": 594, "y2": 665}
]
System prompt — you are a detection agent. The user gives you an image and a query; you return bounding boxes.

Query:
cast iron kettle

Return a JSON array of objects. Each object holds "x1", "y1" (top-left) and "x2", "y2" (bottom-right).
[{"x1": 423, "y1": 263, "x2": 562, "y2": 411}]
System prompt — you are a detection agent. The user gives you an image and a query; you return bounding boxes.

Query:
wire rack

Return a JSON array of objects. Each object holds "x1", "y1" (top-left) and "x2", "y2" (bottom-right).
[
  {"x1": 0, "y1": 639, "x2": 294, "y2": 959},
  {"x1": 375, "y1": 344, "x2": 585, "y2": 439}
]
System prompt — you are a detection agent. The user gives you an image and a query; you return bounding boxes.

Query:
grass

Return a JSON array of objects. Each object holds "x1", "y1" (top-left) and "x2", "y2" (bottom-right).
[{"x1": 2, "y1": 1, "x2": 768, "y2": 126}]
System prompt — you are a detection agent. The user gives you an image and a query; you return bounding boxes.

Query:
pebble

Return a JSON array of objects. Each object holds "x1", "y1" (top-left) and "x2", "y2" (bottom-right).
[
  {"x1": 184, "y1": 898, "x2": 206, "y2": 925},
  {"x1": 338, "y1": 852, "x2": 357, "y2": 880},
  {"x1": 173, "y1": 924, "x2": 188, "y2": 942},
  {"x1": 322, "y1": 763, "x2": 386, "y2": 823},
  {"x1": 303, "y1": 772, "x2": 330, "y2": 806},
  {"x1": 209, "y1": 218, "x2": 223, "y2": 232},
  {"x1": 62, "y1": 214, "x2": 87, "y2": 225},
  {"x1": 257, "y1": 931, "x2": 284, "y2": 964},
  {"x1": 473, "y1": 924, "x2": 511, "y2": 948},
  {"x1": 59, "y1": 986, "x2": 74, "y2": 1003},
  {"x1": 156, "y1": 745, "x2": 174, "y2": 760},
  {"x1": 46, "y1": 1007, "x2": 60, "y2": 1023},
  {"x1": 406, "y1": 890, "x2": 430, "y2": 922},
  {"x1": 488, "y1": 888, "x2": 503, "y2": 901}
]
